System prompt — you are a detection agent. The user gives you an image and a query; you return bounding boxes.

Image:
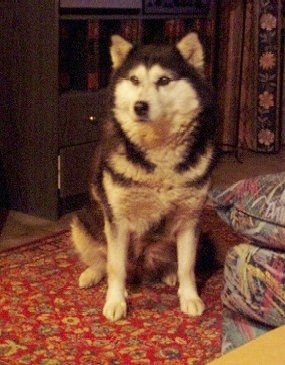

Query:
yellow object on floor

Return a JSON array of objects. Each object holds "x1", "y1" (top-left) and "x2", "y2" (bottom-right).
[{"x1": 207, "y1": 325, "x2": 285, "y2": 365}]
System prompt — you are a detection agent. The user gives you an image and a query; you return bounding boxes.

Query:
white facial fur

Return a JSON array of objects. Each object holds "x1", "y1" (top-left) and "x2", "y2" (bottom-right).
[{"x1": 113, "y1": 64, "x2": 200, "y2": 148}]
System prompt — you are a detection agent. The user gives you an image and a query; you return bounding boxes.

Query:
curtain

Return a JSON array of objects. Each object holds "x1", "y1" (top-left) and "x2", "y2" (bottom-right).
[
  {"x1": 216, "y1": 0, "x2": 283, "y2": 153},
  {"x1": 281, "y1": 0, "x2": 285, "y2": 145}
]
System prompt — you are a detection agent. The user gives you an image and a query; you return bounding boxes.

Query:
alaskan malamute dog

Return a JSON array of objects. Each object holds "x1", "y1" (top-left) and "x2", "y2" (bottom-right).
[{"x1": 71, "y1": 33, "x2": 217, "y2": 321}]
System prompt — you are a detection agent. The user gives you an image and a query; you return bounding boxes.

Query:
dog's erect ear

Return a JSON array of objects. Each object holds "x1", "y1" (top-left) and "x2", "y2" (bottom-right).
[
  {"x1": 110, "y1": 35, "x2": 133, "y2": 69},
  {"x1": 176, "y1": 32, "x2": 204, "y2": 73}
]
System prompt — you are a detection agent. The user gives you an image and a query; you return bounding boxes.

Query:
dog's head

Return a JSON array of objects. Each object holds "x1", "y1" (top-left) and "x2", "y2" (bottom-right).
[{"x1": 109, "y1": 33, "x2": 213, "y2": 148}]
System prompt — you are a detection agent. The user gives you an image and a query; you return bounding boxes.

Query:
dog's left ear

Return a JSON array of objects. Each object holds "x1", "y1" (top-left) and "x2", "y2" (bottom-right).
[
  {"x1": 110, "y1": 35, "x2": 133, "y2": 69},
  {"x1": 176, "y1": 33, "x2": 204, "y2": 73}
]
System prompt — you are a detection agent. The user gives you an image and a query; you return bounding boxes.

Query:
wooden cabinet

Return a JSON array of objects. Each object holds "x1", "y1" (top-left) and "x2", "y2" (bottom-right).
[
  {"x1": 0, "y1": 1, "x2": 101, "y2": 218},
  {"x1": 58, "y1": 90, "x2": 107, "y2": 214},
  {"x1": 0, "y1": 1, "x2": 216, "y2": 219},
  {"x1": 1, "y1": 2, "x2": 60, "y2": 219}
]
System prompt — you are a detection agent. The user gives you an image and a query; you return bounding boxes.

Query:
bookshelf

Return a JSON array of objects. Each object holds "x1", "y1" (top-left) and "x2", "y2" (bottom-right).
[
  {"x1": 0, "y1": 1, "x2": 217, "y2": 219},
  {"x1": 59, "y1": 3, "x2": 217, "y2": 93}
]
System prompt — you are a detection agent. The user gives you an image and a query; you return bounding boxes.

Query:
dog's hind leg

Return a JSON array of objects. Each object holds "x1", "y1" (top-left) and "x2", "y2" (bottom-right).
[
  {"x1": 79, "y1": 263, "x2": 106, "y2": 289},
  {"x1": 177, "y1": 221, "x2": 205, "y2": 316},
  {"x1": 71, "y1": 215, "x2": 107, "y2": 288},
  {"x1": 103, "y1": 220, "x2": 130, "y2": 321},
  {"x1": 162, "y1": 272, "x2": 177, "y2": 286}
]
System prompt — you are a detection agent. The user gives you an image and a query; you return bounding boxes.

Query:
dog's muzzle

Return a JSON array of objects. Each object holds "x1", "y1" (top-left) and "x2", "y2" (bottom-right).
[{"x1": 134, "y1": 101, "x2": 149, "y2": 121}]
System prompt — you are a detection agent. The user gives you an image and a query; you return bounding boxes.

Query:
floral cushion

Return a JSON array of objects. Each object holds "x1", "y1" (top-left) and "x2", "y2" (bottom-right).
[
  {"x1": 222, "y1": 243, "x2": 285, "y2": 328},
  {"x1": 209, "y1": 172, "x2": 285, "y2": 250}
]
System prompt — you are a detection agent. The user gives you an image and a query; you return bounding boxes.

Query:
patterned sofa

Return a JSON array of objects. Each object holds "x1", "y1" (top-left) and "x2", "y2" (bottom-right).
[{"x1": 210, "y1": 172, "x2": 285, "y2": 353}]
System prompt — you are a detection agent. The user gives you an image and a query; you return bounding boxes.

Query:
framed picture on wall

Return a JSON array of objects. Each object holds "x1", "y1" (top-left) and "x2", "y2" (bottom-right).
[{"x1": 143, "y1": 0, "x2": 213, "y2": 15}]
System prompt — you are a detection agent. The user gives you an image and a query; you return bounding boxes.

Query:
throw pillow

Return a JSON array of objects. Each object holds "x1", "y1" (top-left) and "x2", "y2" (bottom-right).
[{"x1": 209, "y1": 172, "x2": 285, "y2": 250}]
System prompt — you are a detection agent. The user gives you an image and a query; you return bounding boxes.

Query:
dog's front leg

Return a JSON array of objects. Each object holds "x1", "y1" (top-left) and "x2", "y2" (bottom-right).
[
  {"x1": 177, "y1": 222, "x2": 205, "y2": 316},
  {"x1": 103, "y1": 220, "x2": 129, "y2": 321}
]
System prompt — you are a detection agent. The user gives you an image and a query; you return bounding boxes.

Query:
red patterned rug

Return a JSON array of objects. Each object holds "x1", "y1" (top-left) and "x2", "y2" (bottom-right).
[{"x1": 0, "y1": 208, "x2": 239, "y2": 365}]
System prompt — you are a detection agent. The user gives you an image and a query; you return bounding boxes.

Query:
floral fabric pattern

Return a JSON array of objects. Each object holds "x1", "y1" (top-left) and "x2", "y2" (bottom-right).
[
  {"x1": 221, "y1": 243, "x2": 285, "y2": 353},
  {"x1": 222, "y1": 244, "x2": 285, "y2": 328},
  {"x1": 217, "y1": 0, "x2": 282, "y2": 152},
  {"x1": 0, "y1": 226, "x2": 224, "y2": 365},
  {"x1": 256, "y1": 0, "x2": 281, "y2": 151},
  {"x1": 210, "y1": 172, "x2": 285, "y2": 250}
]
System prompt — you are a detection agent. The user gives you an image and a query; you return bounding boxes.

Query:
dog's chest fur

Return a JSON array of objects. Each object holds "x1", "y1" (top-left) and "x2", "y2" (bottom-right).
[{"x1": 99, "y1": 135, "x2": 211, "y2": 235}]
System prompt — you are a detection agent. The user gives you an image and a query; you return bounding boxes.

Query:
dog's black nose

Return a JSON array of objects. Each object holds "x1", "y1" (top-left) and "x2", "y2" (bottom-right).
[{"x1": 134, "y1": 101, "x2": 149, "y2": 117}]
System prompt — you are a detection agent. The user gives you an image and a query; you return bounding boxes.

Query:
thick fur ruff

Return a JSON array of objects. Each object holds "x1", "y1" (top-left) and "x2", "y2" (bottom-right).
[{"x1": 71, "y1": 33, "x2": 217, "y2": 321}]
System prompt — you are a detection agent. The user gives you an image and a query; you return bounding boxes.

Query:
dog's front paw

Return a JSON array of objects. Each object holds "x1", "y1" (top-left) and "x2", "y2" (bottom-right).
[
  {"x1": 179, "y1": 296, "x2": 205, "y2": 316},
  {"x1": 79, "y1": 267, "x2": 104, "y2": 289},
  {"x1": 103, "y1": 299, "x2": 127, "y2": 322}
]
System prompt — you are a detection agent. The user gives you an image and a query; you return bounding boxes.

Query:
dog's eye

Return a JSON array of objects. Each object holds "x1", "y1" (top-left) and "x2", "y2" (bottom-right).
[
  {"x1": 156, "y1": 76, "x2": 171, "y2": 87},
  {"x1": 129, "y1": 75, "x2": 140, "y2": 86}
]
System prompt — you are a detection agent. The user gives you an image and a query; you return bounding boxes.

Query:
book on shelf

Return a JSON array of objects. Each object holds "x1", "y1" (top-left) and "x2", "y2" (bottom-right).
[
  {"x1": 164, "y1": 19, "x2": 185, "y2": 43},
  {"x1": 87, "y1": 20, "x2": 100, "y2": 91},
  {"x1": 120, "y1": 19, "x2": 139, "y2": 43}
]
